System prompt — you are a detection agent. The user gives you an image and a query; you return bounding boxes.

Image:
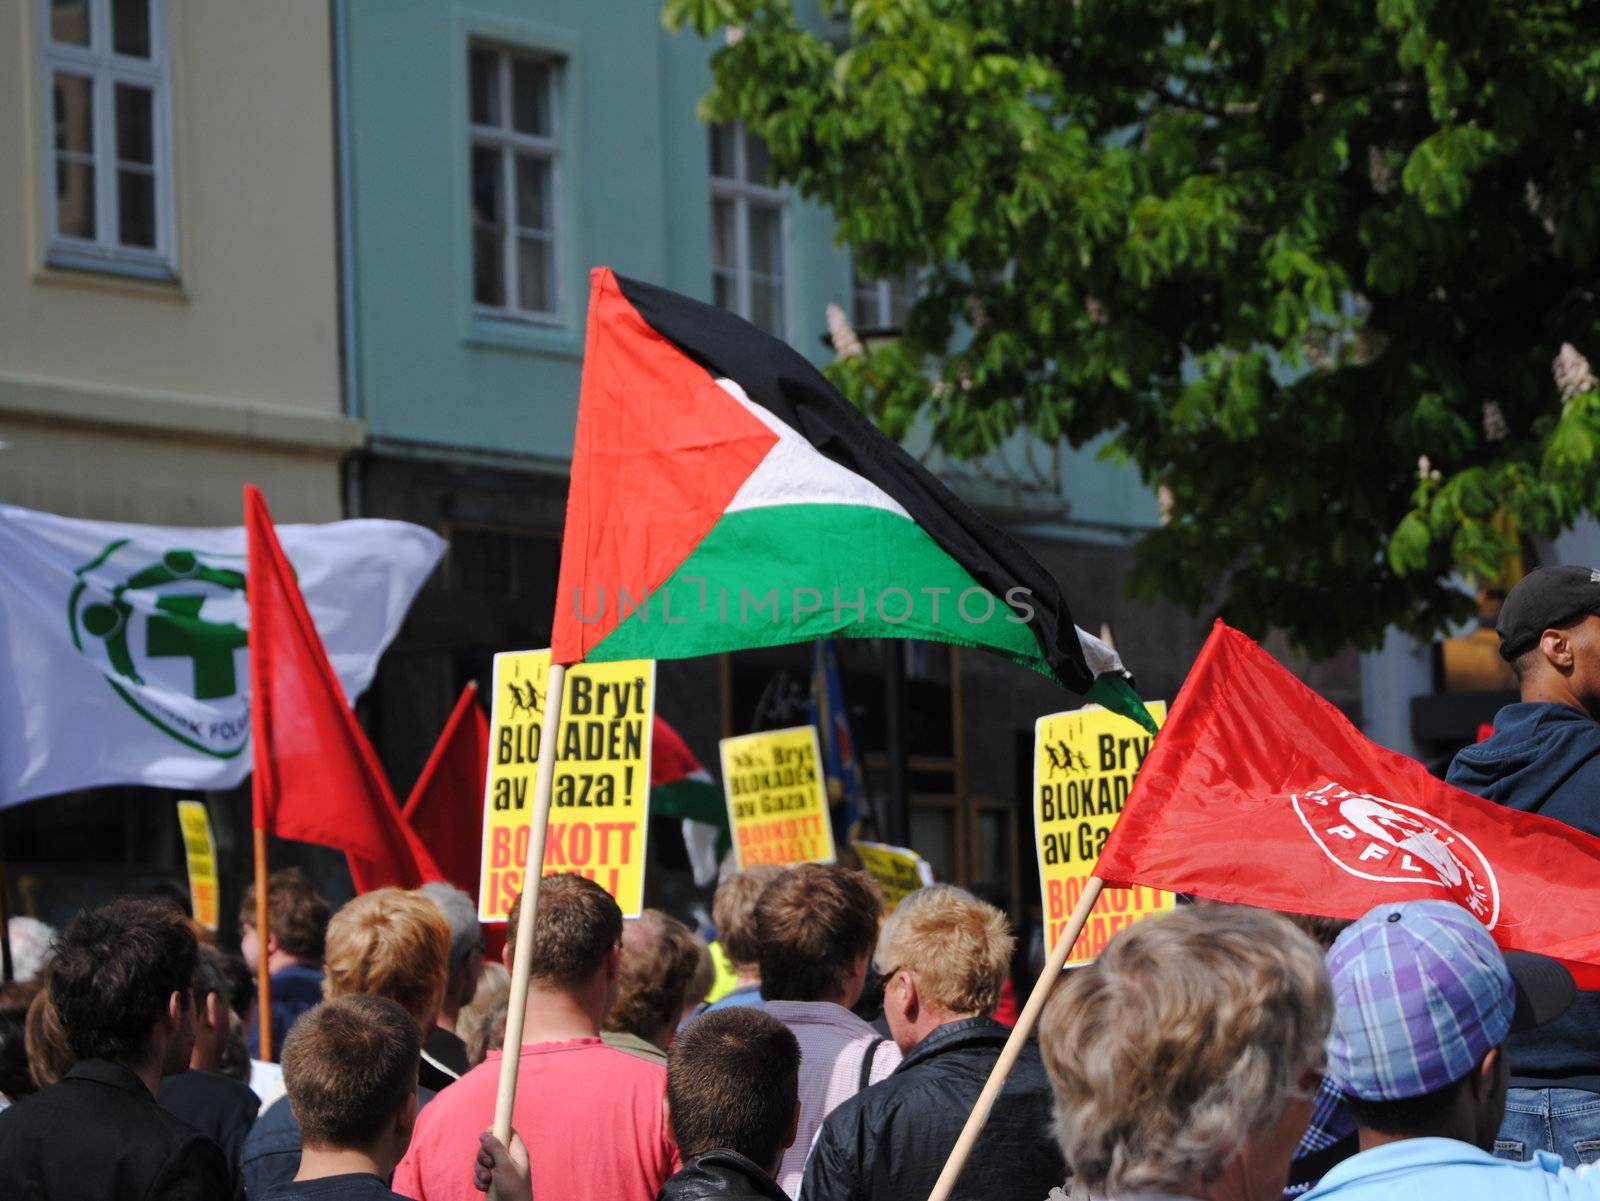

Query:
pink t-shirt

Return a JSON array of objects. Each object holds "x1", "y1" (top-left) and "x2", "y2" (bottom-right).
[{"x1": 391, "y1": 1038, "x2": 677, "y2": 1201}]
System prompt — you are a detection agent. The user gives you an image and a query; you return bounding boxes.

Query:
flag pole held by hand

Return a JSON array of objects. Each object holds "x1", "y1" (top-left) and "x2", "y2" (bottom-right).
[
  {"x1": 926, "y1": 876, "x2": 1105, "y2": 1201},
  {"x1": 487, "y1": 661, "x2": 567, "y2": 1200}
]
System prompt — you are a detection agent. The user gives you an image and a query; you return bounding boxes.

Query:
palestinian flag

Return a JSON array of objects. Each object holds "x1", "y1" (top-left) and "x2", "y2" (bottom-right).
[
  {"x1": 551, "y1": 268, "x2": 1151, "y2": 728},
  {"x1": 650, "y1": 715, "x2": 729, "y2": 884}
]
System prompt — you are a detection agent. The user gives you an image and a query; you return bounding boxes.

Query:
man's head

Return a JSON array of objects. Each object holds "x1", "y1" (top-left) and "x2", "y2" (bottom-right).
[
  {"x1": 324, "y1": 888, "x2": 451, "y2": 1033},
  {"x1": 756, "y1": 864, "x2": 882, "y2": 1006},
  {"x1": 1498, "y1": 566, "x2": 1600, "y2": 715},
  {"x1": 49, "y1": 898, "x2": 199, "y2": 1076},
  {"x1": 605, "y1": 910, "x2": 709, "y2": 1050},
  {"x1": 418, "y1": 882, "x2": 484, "y2": 1015},
  {"x1": 281, "y1": 996, "x2": 421, "y2": 1172},
  {"x1": 712, "y1": 865, "x2": 784, "y2": 979},
  {"x1": 505, "y1": 874, "x2": 624, "y2": 1015},
  {"x1": 239, "y1": 867, "x2": 331, "y2": 973},
  {"x1": 874, "y1": 885, "x2": 1013, "y2": 1052},
  {"x1": 667, "y1": 1007, "x2": 800, "y2": 1176},
  {"x1": 1327, "y1": 900, "x2": 1574, "y2": 1151}
]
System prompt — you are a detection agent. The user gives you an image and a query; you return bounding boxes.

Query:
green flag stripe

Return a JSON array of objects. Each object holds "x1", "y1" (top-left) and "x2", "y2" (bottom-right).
[{"x1": 582, "y1": 503, "x2": 1054, "y2": 677}]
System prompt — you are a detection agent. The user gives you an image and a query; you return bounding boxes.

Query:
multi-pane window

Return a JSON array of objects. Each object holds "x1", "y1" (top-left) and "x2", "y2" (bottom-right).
[
  {"x1": 469, "y1": 45, "x2": 560, "y2": 322},
  {"x1": 710, "y1": 122, "x2": 786, "y2": 337},
  {"x1": 852, "y1": 266, "x2": 919, "y2": 330},
  {"x1": 42, "y1": 0, "x2": 174, "y2": 274}
]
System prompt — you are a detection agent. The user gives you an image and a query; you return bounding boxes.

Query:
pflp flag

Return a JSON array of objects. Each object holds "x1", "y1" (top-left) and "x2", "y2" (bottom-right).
[
  {"x1": 403, "y1": 683, "x2": 492, "y2": 901},
  {"x1": 547, "y1": 268, "x2": 1153, "y2": 731},
  {"x1": 1093, "y1": 621, "x2": 1600, "y2": 984},
  {"x1": 0, "y1": 501, "x2": 443, "y2": 808}
]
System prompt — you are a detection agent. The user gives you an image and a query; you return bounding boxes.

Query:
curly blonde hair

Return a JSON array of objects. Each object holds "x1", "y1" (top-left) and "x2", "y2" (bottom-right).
[{"x1": 1040, "y1": 906, "x2": 1330, "y2": 1195}]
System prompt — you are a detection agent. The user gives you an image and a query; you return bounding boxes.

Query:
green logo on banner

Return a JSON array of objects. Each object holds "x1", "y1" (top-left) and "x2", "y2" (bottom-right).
[{"x1": 68, "y1": 539, "x2": 251, "y2": 758}]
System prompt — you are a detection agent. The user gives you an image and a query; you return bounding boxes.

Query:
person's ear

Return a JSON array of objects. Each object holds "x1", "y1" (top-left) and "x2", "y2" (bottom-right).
[
  {"x1": 205, "y1": 992, "x2": 224, "y2": 1034},
  {"x1": 662, "y1": 1096, "x2": 677, "y2": 1150},
  {"x1": 783, "y1": 1098, "x2": 800, "y2": 1151},
  {"x1": 396, "y1": 1086, "x2": 419, "y2": 1145},
  {"x1": 1543, "y1": 629, "x2": 1576, "y2": 671},
  {"x1": 899, "y1": 971, "x2": 920, "y2": 1023},
  {"x1": 165, "y1": 990, "x2": 185, "y2": 1033},
  {"x1": 1471, "y1": 1046, "x2": 1502, "y2": 1100},
  {"x1": 608, "y1": 942, "x2": 623, "y2": 982},
  {"x1": 263, "y1": 928, "x2": 282, "y2": 959}
]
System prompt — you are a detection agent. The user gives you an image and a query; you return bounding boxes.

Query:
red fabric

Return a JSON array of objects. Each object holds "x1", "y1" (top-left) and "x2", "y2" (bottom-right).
[
  {"x1": 402, "y1": 681, "x2": 490, "y2": 899},
  {"x1": 1094, "y1": 620, "x2": 1600, "y2": 987},
  {"x1": 992, "y1": 977, "x2": 1019, "y2": 1028},
  {"x1": 550, "y1": 267, "x2": 778, "y2": 664},
  {"x1": 245, "y1": 485, "x2": 441, "y2": 892},
  {"x1": 392, "y1": 1039, "x2": 678, "y2": 1201},
  {"x1": 650, "y1": 713, "x2": 705, "y2": 786}
]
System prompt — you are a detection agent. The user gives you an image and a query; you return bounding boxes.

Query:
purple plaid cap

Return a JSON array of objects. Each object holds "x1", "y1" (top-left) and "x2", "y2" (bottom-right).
[{"x1": 1325, "y1": 899, "x2": 1514, "y2": 1102}]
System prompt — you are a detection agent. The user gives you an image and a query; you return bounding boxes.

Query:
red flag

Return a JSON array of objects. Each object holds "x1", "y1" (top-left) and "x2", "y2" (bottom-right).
[
  {"x1": 1094, "y1": 621, "x2": 1600, "y2": 984},
  {"x1": 246, "y1": 485, "x2": 441, "y2": 893},
  {"x1": 402, "y1": 682, "x2": 490, "y2": 899}
]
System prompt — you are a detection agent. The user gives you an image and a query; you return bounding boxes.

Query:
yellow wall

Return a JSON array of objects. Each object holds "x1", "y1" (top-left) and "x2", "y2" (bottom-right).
[{"x1": 0, "y1": 0, "x2": 358, "y2": 525}]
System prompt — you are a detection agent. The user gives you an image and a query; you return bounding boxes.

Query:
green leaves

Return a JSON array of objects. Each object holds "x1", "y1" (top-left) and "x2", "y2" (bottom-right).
[{"x1": 670, "y1": 0, "x2": 1600, "y2": 656}]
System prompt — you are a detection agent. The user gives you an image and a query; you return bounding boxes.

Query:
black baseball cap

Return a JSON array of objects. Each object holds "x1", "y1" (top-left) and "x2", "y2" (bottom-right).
[{"x1": 1498, "y1": 566, "x2": 1600, "y2": 660}]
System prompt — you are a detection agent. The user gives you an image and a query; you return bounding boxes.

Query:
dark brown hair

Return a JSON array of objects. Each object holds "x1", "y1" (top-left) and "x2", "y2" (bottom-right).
[
  {"x1": 239, "y1": 867, "x2": 332, "y2": 961},
  {"x1": 505, "y1": 874, "x2": 623, "y2": 988},
  {"x1": 604, "y1": 911, "x2": 706, "y2": 1042},
  {"x1": 50, "y1": 897, "x2": 198, "y2": 1062},
  {"x1": 756, "y1": 864, "x2": 882, "y2": 1003},
  {"x1": 282, "y1": 996, "x2": 421, "y2": 1148},
  {"x1": 668, "y1": 1007, "x2": 799, "y2": 1168},
  {"x1": 712, "y1": 865, "x2": 784, "y2": 973}
]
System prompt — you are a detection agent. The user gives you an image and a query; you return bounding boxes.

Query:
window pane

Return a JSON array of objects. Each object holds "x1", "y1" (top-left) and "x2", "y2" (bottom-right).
[
  {"x1": 118, "y1": 169, "x2": 156, "y2": 247},
  {"x1": 711, "y1": 197, "x2": 736, "y2": 270},
  {"x1": 55, "y1": 161, "x2": 96, "y2": 239},
  {"x1": 853, "y1": 285, "x2": 881, "y2": 327},
  {"x1": 473, "y1": 225, "x2": 504, "y2": 307},
  {"x1": 709, "y1": 124, "x2": 738, "y2": 179},
  {"x1": 469, "y1": 48, "x2": 500, "y2": 126},
  {"x1": 888, "y1": 273, "x2": 917, "y2": 327},
  {"x1": 115, "y1": 84, "x2": 154, "y2": 165},
  {"x1": 471, "y1": 145, "x2": 503, "y2": 223},
  {"x1": 750, "y1": 278, "x2": 783, "y2": 335},
  {"x1": 112, "y1": 0, "x2": 152, "y2": 58},
  {"x1": 749, "y1": 203, "x2": 782, "y2": 275},
  {"x1": 53, "y1": 73, "x2": 93, "y2": 155},
  {"x1": 510, "y1": 58, "x2": 552, "y2": 137},
  {"x1": 744, "y1": 131, "x2": 770, "y2": 186},
  {"x1": 515, "y1": 153, "x2": 551, "y2": 231},
  {"x1": 50, "y1": 0, "x2": 90, "y2": 46},
  {"x1": 712, "y1": 272, "x2": 736, "y2": 313},
  {"x1": 517, "y1": 235, "x2": 553, "y2": 313}
]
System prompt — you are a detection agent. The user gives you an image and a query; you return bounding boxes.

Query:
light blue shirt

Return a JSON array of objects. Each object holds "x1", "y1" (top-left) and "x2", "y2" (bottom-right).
[{"x1": 1305, "y1": 1137, "x2": 1600, "y2": 1200}]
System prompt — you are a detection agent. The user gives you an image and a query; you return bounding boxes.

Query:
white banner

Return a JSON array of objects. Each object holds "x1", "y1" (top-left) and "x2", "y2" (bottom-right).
[{"x1": 0, "y1": 503, "x2": 445, "y2": 807}]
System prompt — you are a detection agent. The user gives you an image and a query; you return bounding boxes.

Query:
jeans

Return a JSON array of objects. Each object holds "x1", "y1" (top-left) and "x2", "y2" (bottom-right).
[{"x1": 1495, "y1": 1087, "x2": 1600, "y2": 1166}]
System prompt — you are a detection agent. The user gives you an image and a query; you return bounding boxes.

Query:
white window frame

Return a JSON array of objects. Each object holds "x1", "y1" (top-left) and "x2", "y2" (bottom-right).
[
  {"x1": 710, "y1": 122, "x2": 788, "y2": 338},
  {"x1": 852, "y1": 265, "x2": 920, "y2": 330},
  {"x1": 38, "y1": 0, "x2": 177, "y2": 277},
  {"x1": 469, "y1": 44, "x2": 562, "y2": 325}
]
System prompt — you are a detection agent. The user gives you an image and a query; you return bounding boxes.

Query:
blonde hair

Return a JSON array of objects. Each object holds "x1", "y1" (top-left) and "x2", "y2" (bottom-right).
[
  {"x1": 1040, "y1": 906, "x2": 1331, "y2": 1195},
  {"x1": 323, "y1": 888, "x2": 450, "y2": 1030},
  {"x1": 874, "y1": 885, "x2": 1012, "y2": 1016}
]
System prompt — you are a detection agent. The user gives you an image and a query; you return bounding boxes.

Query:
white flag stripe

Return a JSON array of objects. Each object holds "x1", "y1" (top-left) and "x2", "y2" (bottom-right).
[{"x1": 0, "y1": 503, "x2": 443, "y2": 808}]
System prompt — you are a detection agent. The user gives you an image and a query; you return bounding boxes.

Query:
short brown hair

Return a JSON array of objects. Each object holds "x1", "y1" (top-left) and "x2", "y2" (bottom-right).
[
  {"x1": 323, "y1": 888, "x2": 450, "y2": 1029},
  {"x1": 505, "y1": 874, "x2": 622, "y2": 988},
  {"x1": 282, "y1": 996, "x2": 421, "y2": 1149},
  {"x1": 668, "y1": 1007, "x2": 799, "y2": 1167},
  {"x1": 756, "y1": 864, "x2": 882, "y2": 1003},
  {"x1": 605, "y1": 911, "x2": 707, "y2": 1042},
  {"x1": 875, "y1": 885, "x2": 1013, "y2": 1015},
  {"x1": 240, "y1": 868, "x2": 331, "y2": 961},
  {"x1": 712, "y1": 865, "x2": 783, "y2": 973}
]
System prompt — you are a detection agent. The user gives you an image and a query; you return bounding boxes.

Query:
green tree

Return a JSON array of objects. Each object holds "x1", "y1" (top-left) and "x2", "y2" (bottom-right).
[{"x1": 664, "y1": 0, "x2": 1600, "y2": 657}]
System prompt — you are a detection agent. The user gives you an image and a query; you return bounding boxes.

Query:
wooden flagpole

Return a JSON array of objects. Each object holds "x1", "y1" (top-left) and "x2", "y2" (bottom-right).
[
  {"x1": 489, "y1": 661, "x2": 567, "y2": 1190},
  {"x1": 253, "y1": 824, "x2": 272, "y2": 1059},
  {"x1": 926, "y1": 876, "x2": 1105, "y2": 1201}
]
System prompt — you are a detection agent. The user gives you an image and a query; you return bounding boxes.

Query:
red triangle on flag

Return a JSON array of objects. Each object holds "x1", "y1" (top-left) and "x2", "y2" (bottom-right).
[
  {"x1": 246, "y1": 485, "x2": 441, "y2": 893},
  {"x1": 551, "y1": 267, "x2": 778, "y2": 664},
  {"x1": 402, "y1": 681, "x2": 490, "y2": 901}
]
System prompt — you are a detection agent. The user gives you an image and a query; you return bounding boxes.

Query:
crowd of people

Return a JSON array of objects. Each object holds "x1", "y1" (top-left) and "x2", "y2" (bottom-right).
[{"x1": 5, "y1": 567, "x2": 1600, "y2": 1200}]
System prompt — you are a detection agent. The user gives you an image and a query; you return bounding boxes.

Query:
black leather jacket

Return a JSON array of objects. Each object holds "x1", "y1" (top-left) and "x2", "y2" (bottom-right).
[
  {"x1": 659, "y1": 1149, "x2": 791, "y2": 1201},
  {"x1": 800, "y1": 1016, "x2": 1065, "y2": 1201}
]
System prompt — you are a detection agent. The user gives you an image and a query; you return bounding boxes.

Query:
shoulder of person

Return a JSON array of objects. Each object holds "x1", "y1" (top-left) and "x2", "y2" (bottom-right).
[{"x1": 150, "y1": 1129, "x2": 232, "y2": 1196}]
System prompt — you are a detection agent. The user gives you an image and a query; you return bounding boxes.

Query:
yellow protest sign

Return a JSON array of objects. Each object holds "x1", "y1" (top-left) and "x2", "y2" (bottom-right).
[
  {"x1": 478, "y1": 650, "x2": 654, "y2": 922},
  {"x1": 175, "y1": 800, "x2": 219, "y2": 930},
  {"x1": 851, "y1": 840, "x2": 934, "y2": 911},
  {"x1": 1034, "y1": 702, "x2": 1170, "y2": 965},
  {"x1": 720, "y1": 726, "x2": 835, "y2": 868}
]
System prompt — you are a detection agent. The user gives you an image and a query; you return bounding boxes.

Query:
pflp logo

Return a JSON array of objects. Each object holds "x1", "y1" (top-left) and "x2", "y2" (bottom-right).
[
  {"x1": 68, "y1": 539, "x2": 252, "y2": 758},
  {"x1": 1290, "y1": 781, "x2": 1500, "y2": 928}
]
